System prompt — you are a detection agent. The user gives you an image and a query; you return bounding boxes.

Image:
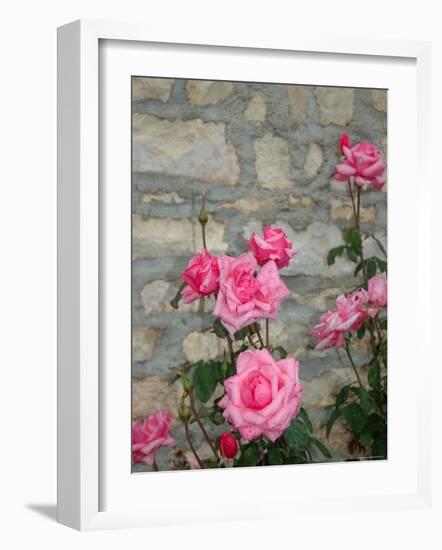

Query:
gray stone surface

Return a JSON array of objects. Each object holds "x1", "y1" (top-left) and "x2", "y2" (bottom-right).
[{"x1": 131, "y1": 77, "x2": 387, "y2": 467}]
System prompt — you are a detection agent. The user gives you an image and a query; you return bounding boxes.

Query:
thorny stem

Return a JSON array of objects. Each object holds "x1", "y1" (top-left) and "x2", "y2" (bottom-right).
[
  {"x1": 189, "y1": 392, "x2": 219, "y2": 461},
  {"x1": 226, "y1": 333, "x2": 235, "y2": 367},
  {"x1": 265, "y1": 319, "x2": 270, "y2": 348},
  {"x1": 254, "y1": 323, "x2": 264, "y2": 348},
  {"x1": 183, "y1": 421, "x2": 205, "y2": 469},
  {"x1": 348, "y1": 179, "x2": 378, "y2": 355},
  {"x1": 347, "y1": 180, "x2": 358, "y2": 222},
  {"x1": 344, "y1": 343, "x2": 366, "y2": 392},
  {"x1": 200, "y1": 192, "x2": 208, "y2": 251}
]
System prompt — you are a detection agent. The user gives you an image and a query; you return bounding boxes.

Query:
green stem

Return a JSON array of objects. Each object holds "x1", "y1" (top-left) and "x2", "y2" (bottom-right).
[
  {"x1": 344, "y1": 343, "x2": 366, "y2": 391},
  {"x1": 254, "y1": 323, "x2": 264, "y2": 348},
  {"x1": 153, "y1": 461, "x2": 159, "y2": 471},
  {"x1": 347, "y1": 180, "x2": 358, "y2": 222},
  {"x1": 183, "y1": 421, "x2": 205, "y2": 469},
  {"x1": 265, "y1": 319, "x2": 270, "y2": 348},
  {"x1": 189, "y1": 392, "x2": 218, "y2": 461},
  {"x1": 226, "y1": 333, "x2": 235, "y2": 367}
]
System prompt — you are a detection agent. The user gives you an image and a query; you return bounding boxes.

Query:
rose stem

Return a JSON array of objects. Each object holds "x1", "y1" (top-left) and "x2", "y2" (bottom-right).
[
  {"x1": 254, "y1": 323, "x2": 264, "y2": 348},
  {"x1": 344, "y1": 343, "x2": 366, "y2": 391},
  {"x1": 348, "y1": 180, "x2": 377, "y2": 355},
  {"x1": 153, "y1": 461, "x2": 159, "y2": 472},
  {"x1": 199, "y1": 192, "x2": 208, "y2": 251},
  {"x1": 189, "y1": 391, "x2": 219, "y2": 461},
  {"x1": 183, "y1": 421, "x2": 205, "y2": 469},
  {"x1": 347, "y1": 179, "x2": 358, "y2": 222},
  {"x1": 246, "y1": 330, "x2": 257, "y2": 349},
  {"x1": 226, "y1": 333, "x2": 235, "y2": 366},
  {"x1": 265, "y1": 319, "x2": 270, "y2": 348}
]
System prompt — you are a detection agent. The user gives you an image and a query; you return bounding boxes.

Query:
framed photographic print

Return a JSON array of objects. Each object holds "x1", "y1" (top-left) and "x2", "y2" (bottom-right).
[{"x1": 57, "y1": 20, "x2": 432, "y2": 530}]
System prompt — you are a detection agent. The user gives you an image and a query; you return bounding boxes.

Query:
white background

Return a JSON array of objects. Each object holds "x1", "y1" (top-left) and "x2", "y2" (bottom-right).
[{"x1": 1, "y1": 1, "x2": 441, "y2": 548}]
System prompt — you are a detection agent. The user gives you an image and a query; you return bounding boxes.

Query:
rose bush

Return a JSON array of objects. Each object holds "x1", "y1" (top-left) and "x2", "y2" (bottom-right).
[{"x1": 314, "y1": 134, "x2": 388, "y2": 460}]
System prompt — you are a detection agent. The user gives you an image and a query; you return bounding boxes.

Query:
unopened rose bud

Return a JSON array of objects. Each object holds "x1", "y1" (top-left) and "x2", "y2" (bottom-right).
[
  {"x1": 198, "y1": 208, "x2": 208, "y2": 226},
  {"x1": 198, "y1": 193, "x2": 209, "y2": 226},
  {"x1": 218, "y1": 432, "x2": 238, "y2": 459},
  {"x1": 182, "y1": 376, "x2": 193, "y2": 393},
  {"x1": 178, "y1": 402, "x2": 191, "y2": 423}
]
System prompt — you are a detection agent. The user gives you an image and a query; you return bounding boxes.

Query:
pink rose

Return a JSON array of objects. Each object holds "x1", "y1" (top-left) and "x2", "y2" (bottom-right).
[
  {"x1": 248, "y1": 226, "x2": 296, "y2": 269},
  {"x1": 213, "y1": 253, "x2": 289, "y2": 337},
  {"x1": 335, "y1": 134, "x2": 386, "y2": 190},
  {"x1": 132, "y1": 410, "x2": 176, "y2": 466},
  {"x1": 218, "y1": 432, "x2": 238, "y2": 459},
  {"x1": 218, "y1": 349, "x2": 303, "y2": 441},
  {"x1": 368, "y1": 273, "x2": 387, "y2": 308},
  {"x1": 339, "y1": 132, "x2": 351, "y2": 154},
  {"x1": 182, "y1": 250, "x2": 220, "y2": 304},
  {"x1": 310, "y1": 290, "x2": 368, "y2": 350}
]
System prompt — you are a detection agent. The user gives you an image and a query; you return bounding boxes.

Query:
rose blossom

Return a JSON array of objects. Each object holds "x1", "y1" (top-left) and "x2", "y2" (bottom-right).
[
  {"x1": 310, "y1": 290, "x2": 369, "y2": 350},
  {"x1": 132, "y1": 410, "x2": 176, "y2": 466},
  {"x1": 335, "y1": 133, "x2": 386, "y2": 190},
  {"x1": 218, "y1": 432, "x2": 238, "y2": 459},
  {"x1": 368, "y1": 272, "x2": 387, "y2": 308},
  {"x1": 213, "y1": 252, "x2": 289, "y2": 337},
  {"x1": 182, "y1": 250, "x2": 220, "y2": 304},
  {"x1": 248, "y1": 226, "x2": 296, "y2": 269},
  {"x1": 218, "y1": 349, "x2": 303, "y2": 441}
]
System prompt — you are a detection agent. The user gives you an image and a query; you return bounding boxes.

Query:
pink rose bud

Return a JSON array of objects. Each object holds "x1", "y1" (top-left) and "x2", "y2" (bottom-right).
[
  {"x1": 218, "y1": 349, "x2": 303, "y2": 442},
  {"x1": 339, "y1": 132, "x2": 351, "y2": 154},
  {"x1": 368, "y1": 273, "x2": 387, "y2": 308},
  {"x1": 218, "y1": 432, "x2": 238, "y2": 459},
  {"x1": 335, "y1": 138, "x2": 386, "y2": 190},
  {"x1": 248, "y1": 226, "x2": 296, "y2": 269},
  {"x1": 182, "y1": 250, "x2": 220, "y2": 304}
]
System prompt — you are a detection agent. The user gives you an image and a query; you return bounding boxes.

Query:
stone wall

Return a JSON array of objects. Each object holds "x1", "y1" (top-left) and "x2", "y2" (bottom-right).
[{"x1": 131, "y1": 77, "x2": 387, "y2": 469}]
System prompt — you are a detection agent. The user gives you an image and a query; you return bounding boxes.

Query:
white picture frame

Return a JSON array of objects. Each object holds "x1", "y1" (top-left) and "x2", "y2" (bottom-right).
[{"x1": 57, "y1": 19, "x2": 432, "y2": 531}]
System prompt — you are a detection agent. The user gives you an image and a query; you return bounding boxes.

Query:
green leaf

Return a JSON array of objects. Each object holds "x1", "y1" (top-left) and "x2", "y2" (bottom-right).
[
  {"x1": 267, "y1": 447, "x2": 284, "y2": 465},
  {"x1": 343, "y1": 228, "x2": 362, "y2": 254},
  {"x1": 213, "y1": 318, "x2": 228, "y2": 338},
  {"x1": 359, "y1": 432, "x2": 373, "y2": 448},
  {"x1": 346, "y1": 247, "x2": 358, "y2": 263},
  {"x1": 366, "y1": 258, "x2": 377, "y2": 278},
  {"x1": 375, "y1": 257, "x2": 387, "y2": 273},
  {"x1": 357, "y1": 323, "x2": 366, "y2": 339},
  {"x1": 170, "y1": 282, "x2": 185, "y2": 309},
  {"x1": 335, "y1": 384, "x2": 350, "y2": 408},
  {"x1": 312, "y1": 437, "x2": 332, "y2": 459},
  {"x1": 354, "y1": 261, "x2": 364, "y2": 277},
  {"x1": 326, "y1": 408, "x2": 342, "y2": 438},
  {"x1": 298, "y1": 407, "x2": 314, "y2": 433},
  {"x1": 236, "y1": 444, "x2": 260, "y2": 467},
  {"x1": 327, "y1": 245, "x2": 346, "y2": 266},
  {"x1": 371, "y1": 434, "x2": 387, "y2": 459},
  {"x1": 274, "y1": 345, "x2": 288, "y2": 359},
  {"x1": 234, "y1": 327, "x2": 248, "y2": 341},
  {"x1": 343, "y1": 403, "x2": 366, "y2": 434},
  {"x1": 359, "y1": 387, "x2": 373, "y2": 415},
  {"x1": 283, "y1": 419, "x2": 312, "y2": 452},
  {"x1": 192, "y1": 362, "x2": 218, "y2": 403},
  {"x1": 368, "y1": 361, "x2": 381, "y2": 389}
]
